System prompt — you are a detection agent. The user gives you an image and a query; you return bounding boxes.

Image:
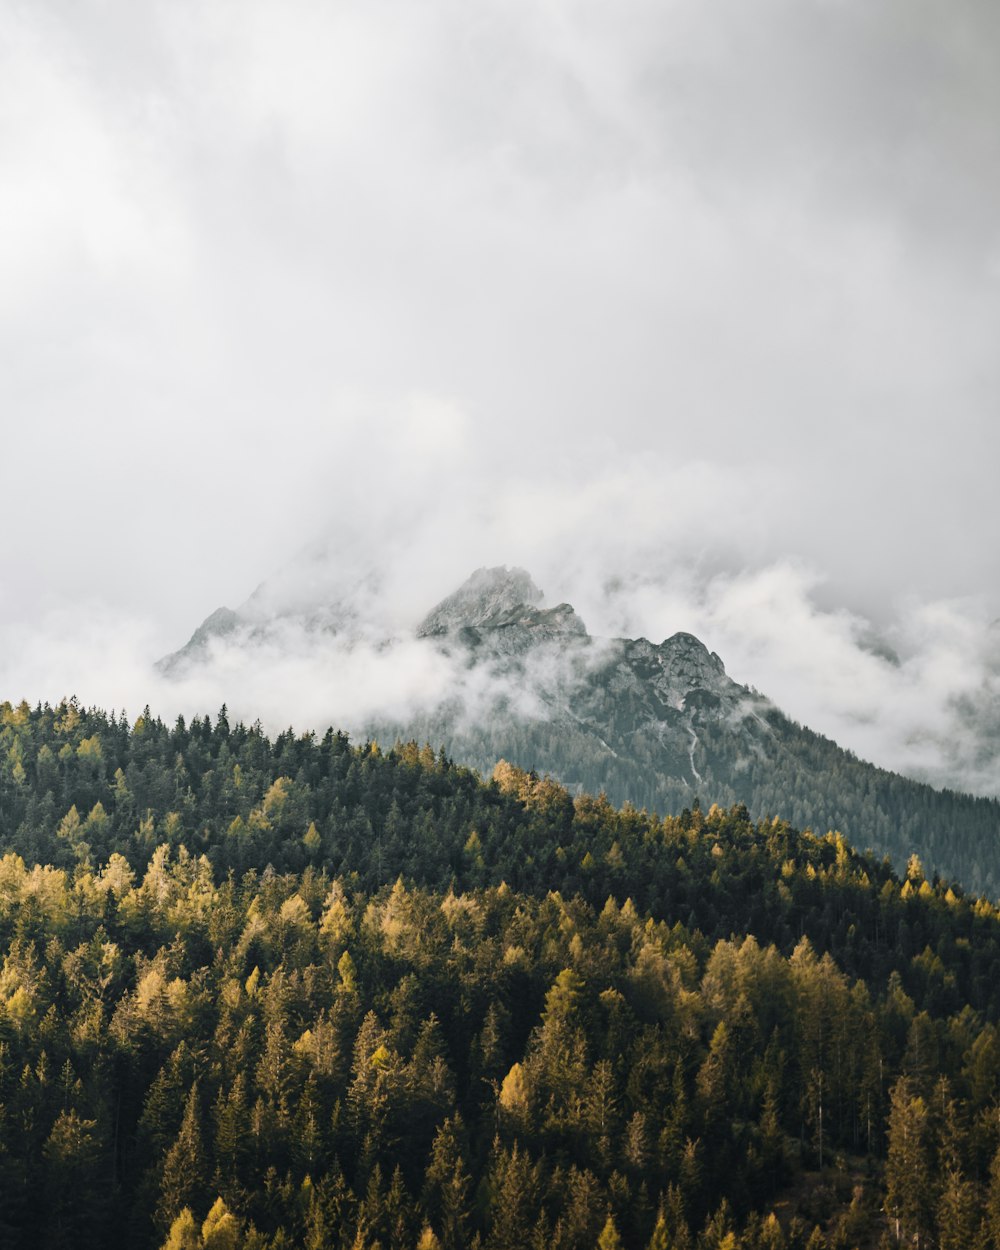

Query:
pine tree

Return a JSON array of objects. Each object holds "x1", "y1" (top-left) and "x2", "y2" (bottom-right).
[
  {"x1": 598, "y1": 1214, "x2": 624, "y2": 1250},
  {"x1": 646, "y1": 1210, "x2": 670, "y2": 1250},
  {"x1": 202, "y1": 1197, "x2": 241, "y2": 1250},
  {"x1": 213, "y1": 1074, "x2": 249, "y2": 1188},
  {"x1": 42, "y1": 1108, "x2": 106, "y2": 1248},
  {"x1": 160, "y1": 1208, "x2": 201, "y2": 1250},
  {"x1": 424, "y1": 1116, "x2": 472, "y2": 1250},
  {"x1": 158, "y1": 1084, "x2": 209, "y2": 1231},
  {"x1": 937, "y1": 1168, "x2": 980, "y2": 1250},
  {"x1": 884, "y1": 1077, "x2": 933, "y2": 1248},
  {"x1": 485, "y1": 1142, "x2": 539, "y2": 1250},
  {"x1": 987, "y1": 1145, "x2": 1000, "y2": 1250}
]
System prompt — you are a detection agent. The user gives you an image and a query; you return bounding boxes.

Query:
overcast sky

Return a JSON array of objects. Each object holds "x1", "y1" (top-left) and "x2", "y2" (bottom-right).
[{"x1": 2, "y1": 0, "x2": 999, "y2": 792}]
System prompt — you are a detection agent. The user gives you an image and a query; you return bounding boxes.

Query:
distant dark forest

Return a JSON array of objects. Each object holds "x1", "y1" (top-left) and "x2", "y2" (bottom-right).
[{"x1": 3, "y1": 698, "x2": 1000, "y2": 1248}]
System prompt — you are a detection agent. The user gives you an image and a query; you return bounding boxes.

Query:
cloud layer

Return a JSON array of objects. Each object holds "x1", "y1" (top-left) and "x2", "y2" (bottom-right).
[
  {"x1": 1, "y1": 1, "x2": 997, "y2": 796},
  {"x1": 1, "y1": 457, "x2": 997, "y2": 799}
]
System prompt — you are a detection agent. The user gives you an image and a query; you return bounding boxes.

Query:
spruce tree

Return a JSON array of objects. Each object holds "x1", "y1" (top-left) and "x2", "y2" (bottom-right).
[{"x1": 157, "y1": 1085, "x2": 209, "y2": 1231}]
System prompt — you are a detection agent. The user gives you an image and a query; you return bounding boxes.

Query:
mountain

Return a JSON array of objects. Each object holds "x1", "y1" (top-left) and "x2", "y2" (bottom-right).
[
  {"x1": 390, "y1": 565, "x2": 753, "y2": 808},
  {"x1": 157, "y1": 543, "x2": 383, "y2": 674},
  {"x1": 162, "y1": 565, "x2": 1000, "y2": 893}
]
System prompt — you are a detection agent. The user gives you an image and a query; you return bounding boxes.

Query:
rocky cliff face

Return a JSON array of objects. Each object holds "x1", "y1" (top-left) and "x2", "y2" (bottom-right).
[
  {"x1": 414, "y1": 568, "x2": 738, "y2": 708},
  {"x1": 358, "y1": 565, "x2": 771, "y2": 797},
  {"x1": 417, "y1": 566, "x2": 545, "y2": 634},
  {"x1": 418, "y1": 567, "x2": 588, "y2": 659}
]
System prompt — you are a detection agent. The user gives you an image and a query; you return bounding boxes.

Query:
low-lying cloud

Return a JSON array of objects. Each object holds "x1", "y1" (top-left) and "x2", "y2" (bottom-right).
[
  {"x1": 1, "y1": 455, "x2": 997, "y2": 800},
  {"x1": 608, "y1": 562, "x2": 1000, "y2": 798}
]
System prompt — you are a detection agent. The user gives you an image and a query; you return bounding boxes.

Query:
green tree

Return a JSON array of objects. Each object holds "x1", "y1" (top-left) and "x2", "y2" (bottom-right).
[
  {"x1": 423, "y1": 1115, "x2": 472, "y2": 1250},
  {"x1": 598, "y1": 1214, "x2": 624, "y2": 1249},
  {"x1": 160, "y1": 1208, "x2": 201, "y2": 1250},
  {"x1": 485, "y1": 1142, "x2": 540, "y2": 1250},
  {"x1": 937, "y1": 1168, "x2": 980, "y2": 1250},
  {"x1": 42, "y1": 1109, "x2": 106, "y2": 1249},
  {"x1": 158, "y1": 1084, "x2": 209, "y2": 1231},
  {"x1": 984, "y1": 1144, "x2": 1000, "y2": 1250},
  {"x1": 884, "y1": 1077, "x2": 933, "y2": 1248},
  {"x1": 202, "y1": 1197, "x2": 241, "y2": 1250}
]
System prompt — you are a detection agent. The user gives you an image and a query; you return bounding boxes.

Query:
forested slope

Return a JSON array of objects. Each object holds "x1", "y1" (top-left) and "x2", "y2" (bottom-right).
[
  {"x1": 3, "y1": 699, "x2": 1000, "y2": 1248},
  {"x1": 379, "y1": 698, "x2": 1000, "y2": 899}
]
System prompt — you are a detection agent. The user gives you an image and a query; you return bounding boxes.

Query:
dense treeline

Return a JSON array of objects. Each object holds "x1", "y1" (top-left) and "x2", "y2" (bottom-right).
[
  {"x1": 391, "y1": 703, "x2": 1000, "y2": 899},
  {"x1": 698, "y1": 707, "x2": 1000, "y2": 900},
  {"x1": 3, "y1": 698, "x2": 1000, "y2": 1247}
]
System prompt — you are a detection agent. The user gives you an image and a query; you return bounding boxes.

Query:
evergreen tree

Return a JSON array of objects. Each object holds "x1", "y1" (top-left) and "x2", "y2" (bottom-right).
[
  {"x1": 884, "y1": 1077, "x2": 933, "y2": 1247},
  {"x1": 201, "y1": 1198, "x2": 241, "y2": 1250},
  {"x1": 423, "y1": 1116, "x2": 472, "y2": 1250},
  {"x1": 597, "y1": 1214, "x2": 624, "y2": 1250},
  {"x1": 158, "y1": 1085, "x2": 209, "y2": 1231},
  {"x1": 160, "y1": 1209, "x2": 201, "y2": 1250}
]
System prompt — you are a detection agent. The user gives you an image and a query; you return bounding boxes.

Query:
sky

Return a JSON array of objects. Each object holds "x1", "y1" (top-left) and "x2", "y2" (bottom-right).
[{"x1": 2, "y1": 0, "x2": 999, "y2": 795}]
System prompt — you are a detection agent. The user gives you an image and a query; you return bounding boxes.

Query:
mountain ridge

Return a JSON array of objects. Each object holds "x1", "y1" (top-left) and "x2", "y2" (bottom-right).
[{"x1": 160, "y1": 564, "x2": 1000, "y2": 893}]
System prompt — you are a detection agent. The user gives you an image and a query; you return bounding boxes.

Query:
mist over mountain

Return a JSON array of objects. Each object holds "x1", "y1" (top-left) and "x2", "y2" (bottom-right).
[{"x1": 161, "y1": 564, "x2": 1000, "y2": 895}]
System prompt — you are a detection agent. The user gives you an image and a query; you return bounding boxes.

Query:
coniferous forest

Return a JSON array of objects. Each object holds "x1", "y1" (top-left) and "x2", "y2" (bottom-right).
[
  {"x1": 372, "y1": 700, "x2": 1000, "y2": 898},
  {"x1": 5, "y1": 698, "x2": 1000, "y2": 1248}
]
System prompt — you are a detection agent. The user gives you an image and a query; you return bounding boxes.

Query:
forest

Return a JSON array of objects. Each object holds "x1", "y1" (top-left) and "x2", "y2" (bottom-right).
[
  {"x1": 376, "y1": 696, "x2": 1000, "y2": 900},
  {"x1": 3, "y1": 697, "x2": 1000, "y2": 1248}
]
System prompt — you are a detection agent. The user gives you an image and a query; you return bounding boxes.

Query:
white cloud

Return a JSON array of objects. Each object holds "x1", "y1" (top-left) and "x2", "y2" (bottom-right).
[
  {"x1": 0, "y1": 0, "x2": 997, "y2": 795},
  {"x1": 1, "y1": 460, "x2": 996, "y2": 798}
]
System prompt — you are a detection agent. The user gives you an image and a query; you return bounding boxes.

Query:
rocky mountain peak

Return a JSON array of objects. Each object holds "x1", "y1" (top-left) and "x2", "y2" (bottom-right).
[
  {"x1": 659, "y1": 631, "x2": 726, "y2": 678},
  {"x1": 614, "y1": 629, "x2": 736, "y2": 714},
  {"x1": 156, "y1": 606, "x2": 240, "y2": 674},
  {"x1": 417, "y1": 566, "x2": 545, "y2": 636}
]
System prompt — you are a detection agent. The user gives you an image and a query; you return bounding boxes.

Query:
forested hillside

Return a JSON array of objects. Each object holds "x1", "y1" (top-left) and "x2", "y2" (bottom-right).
[
  {"x1": 376, "y1": 698, "x2": 1000, "y2": 899},
  {"x1": 4, "y1": 698, "x2": 1000, "y2": 1248}
]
